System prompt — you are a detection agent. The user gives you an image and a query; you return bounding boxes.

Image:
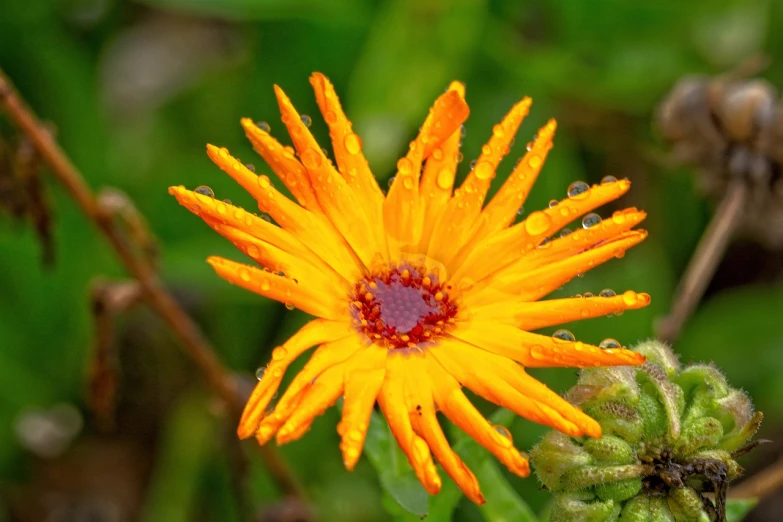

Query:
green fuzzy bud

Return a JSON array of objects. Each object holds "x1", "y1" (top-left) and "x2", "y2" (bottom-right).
[{"x1": 531, "y1": 340, "x2": 762, "y2": 522}]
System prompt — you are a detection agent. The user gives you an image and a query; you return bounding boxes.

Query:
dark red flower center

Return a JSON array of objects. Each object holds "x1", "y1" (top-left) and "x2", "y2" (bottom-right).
[{"x1": 352, "y1": 265, "x2": 458, "y2": 349}]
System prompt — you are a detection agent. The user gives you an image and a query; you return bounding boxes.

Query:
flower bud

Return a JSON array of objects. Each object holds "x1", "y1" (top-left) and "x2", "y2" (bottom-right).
[{"x1": 531, "y1": 340, "x2": 762, "y2": 521}]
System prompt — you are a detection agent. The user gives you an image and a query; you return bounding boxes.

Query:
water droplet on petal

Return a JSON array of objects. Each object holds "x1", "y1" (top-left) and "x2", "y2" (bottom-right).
[
  {"x1": 285, "y1": 302, "x2": 295, "y2": 310},
  {"x1": 301, "y1": 148, "x2": 323, "y2": 169},
  {"x1": 548, "y1": 199, "x2": 558, "y2": 208},
  {"x1": 272, "y1": 347, "x2": 288, "y2": 361},
  {"x1": 222, "y1": 198, "x2": 232, "y2": 205},
  {"x1": 553, "y1": 329, "x2": 575, "y2": 342},
  {"x1": 403, "y1": 177, "x2": 414, "y2": 190},
  {"x1": 599, "y1": 288, "x2": 616, "y2": 298},
  {"x1": 516, "y1": 206, "x2": 524, "y2": 216},
  {"x1": 397, "y1": 157, "x2": 413, "y2": 175},
  {"x1": 559, "y1": 228, "x2": 573, "y2": 238},
  {"x1": 195, "y1": 185, "x2": 214, "y2": 198},
  {"x1": 460, "y1": 125, "x2": 467, "y2": 139},
  {"x1": 257, "y1": 176, "x2": 271, "y2": 189},
  {"x1": 622, "y1": 290, "x2": 638, "y2": 306},
  {"x1": 599, "y1": 338, "x2": 621, "y2": 349},
  {"x1": 255, "y1": 366, "x2": 266, "y2": 380},
  {"x1": 457, "y1": 152, "x2": 464, "y2": 163},
  {"x1": 582, "y1": 213, "x2": 602, "y2": 228},
  {"x1": 239, "y1": 268, "x2": 251, "y2": 282},
  {"x1": 344, "y1": 133, "x2": 362, "y2": 154},
  {"x1": 469, "y1": 159, "x2": 477, "y2": 170},
  {"x1": 474, "y1": 161, "x2": 493, "y2": 180},
  {"x1": 387, "y1": 176, "x2": 396, "y2": 188},
  {"x1": 567, "y1": 181, "x2": 590, "y2": 198},
  {"x1": 524, "y1": 211, "x2": 553, "y2": 236},
  {"x1": 432, "y1": 147, "x2": 444, "y2": 161},
  {"x1": 436, "y1": 169, "x2": 453, "y2": 189},
  {"x1": 583, "y1": 292, "x2": 594, "y2": 298},
  {"x1": 256, "y1": 121, "x2": 271, "y2": 133},
  {"x1": 245, "y1": 163, "x2": 256, "y2": 172},
  {"x1": 601, "y1": 175, "x2": 617, "y2": 184},
  {"x1": 300, "y1": 114, "x2": 312, "y2": 127},
  {"x1": 528, "y1": 155, "x2": 542, "y2": 169},
  {"x1": 493, "y1": 425, "x2": 513, "y2": 446}
]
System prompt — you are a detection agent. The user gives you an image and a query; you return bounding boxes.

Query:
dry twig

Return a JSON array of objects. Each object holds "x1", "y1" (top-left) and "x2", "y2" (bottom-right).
[{"x1": 0, "y1": 68, "x2": 304, "y2": 500}]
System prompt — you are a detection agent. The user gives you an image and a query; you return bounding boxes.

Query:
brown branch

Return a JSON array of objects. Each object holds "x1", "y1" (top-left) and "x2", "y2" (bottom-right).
[
  {"x1": 0, "y1": 68, "x2": 304, "y2": 500},
  {"x1": 656, "y1": 180, "x2": 748, "y2": 343}
]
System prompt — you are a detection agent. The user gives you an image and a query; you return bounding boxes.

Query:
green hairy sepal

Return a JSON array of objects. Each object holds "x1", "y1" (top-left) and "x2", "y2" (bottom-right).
[{"x1": 531, "y1": 340, "x2": 762, "y2": 522}]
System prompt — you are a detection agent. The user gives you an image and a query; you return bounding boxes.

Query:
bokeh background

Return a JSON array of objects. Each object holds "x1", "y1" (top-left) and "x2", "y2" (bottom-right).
[{"x1": 2, "y1": 0, "x2": 783, "y2": 520}]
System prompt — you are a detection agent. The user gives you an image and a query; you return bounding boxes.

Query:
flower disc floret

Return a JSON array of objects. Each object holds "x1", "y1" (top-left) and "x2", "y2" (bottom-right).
[{"x1": 352, "y1": 265, "x2": 458, "y2": 349}]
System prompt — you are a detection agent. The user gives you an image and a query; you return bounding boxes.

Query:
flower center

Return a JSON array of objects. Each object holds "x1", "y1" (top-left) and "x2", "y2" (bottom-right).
[{"x1": 352, "y1": 265, "x2": 457, "y2": 349}]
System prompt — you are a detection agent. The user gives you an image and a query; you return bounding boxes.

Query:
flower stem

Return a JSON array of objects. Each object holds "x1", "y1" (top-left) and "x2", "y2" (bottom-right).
[{"x1": 0, "y1": 67, "x2": 305, "y2": 500}]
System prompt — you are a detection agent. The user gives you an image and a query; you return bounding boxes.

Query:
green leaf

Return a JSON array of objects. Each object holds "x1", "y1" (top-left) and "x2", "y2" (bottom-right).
[
  {"x1": 725, "y1": 498, "x2": 757, "y2": 522},
  {"x1": 363, "y1": 410, "x2": 429, "y2": 517}
]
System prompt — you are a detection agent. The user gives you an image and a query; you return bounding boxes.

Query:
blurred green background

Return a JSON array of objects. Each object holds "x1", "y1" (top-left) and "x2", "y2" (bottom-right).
[{"x1": 2, "y1": 0, "x2": 783, "y2": 520}]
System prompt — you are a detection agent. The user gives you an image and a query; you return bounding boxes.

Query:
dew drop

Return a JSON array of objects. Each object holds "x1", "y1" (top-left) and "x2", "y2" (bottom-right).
[
  {"x1": 493, "y1": 425, "x2": 513, "y2": 446},
  {"x1": 222, "y1": 198, "x2": 232, "y2": 205},
  {"x1": 548, "y1": 199, "x2": 558, "y2": 208},
  {"x1": 601, "y1": 175, "x2": 617, "y2": 184},
  {"x1": 195, "y1": 185, "x2": 214, "y2": 198},
  {"x1": 457, "y1": 152, "x2": 464, "y2": 163},
  {"x1": 300, "y1": 114, "x2": 312, "y2": 127},
  {"x1": 528, "y1": 155, "x2": 542, "y2": 169},
  {"x1": 301, "y1": 148, "x2": 323, "y2": 169},
  {"x1": 460, "y1": 125, "x2": 467, "y2": 139},
  {"x1": 474, "y1": 161, "x2": 493, "y2": 180},
  {"x1": 255, "y1": 366, "x2": 266, "y2": 380},
  {"x1": 559, "y1": 228, "x2": 573, "y2": 237},
  {"x1": 599, "y1": 288, "x2": 616, "y2": 298},
  {"x1": 272, "y1": 347, "x2": 288, "y2": 361},
  {"x1": 436, "y1": 169, "x2": 453, "y2": 189},
  {"x1": 583, "y1": 292, "x2": 594, "y2": 298},
  {"x1": 469, "y1": 159, "x2": 477, "y2": 170},
  {"x1": 599, "y1": 338, "x2": 621, "y2": 349},
  {"x1": 387, "y1": 176, "x2": 396, "y2": 188},
  {"x1": 432, "y1": 147, "x2": 444, "y2": 161},
  {"x1": 247, "y1": 245, "x2": 260, "y2": 258},
  {"x1": 397, "y1": 157, "x2": 413, "y2": 175},
  {"x1": 257, "y1": 176, "x2": 271, "y2": 189},
  {"x1": 553, "y1": 329, "x2": 575, "y2": 342},
  {"x1": 567, "y1": 181, "x2": 590, "y2": 198},
  {"x1": 611, "y1": 211, "x2": 627, "y2": 225},
  {"x1": 524, "y1": 211, "x2": 553, "y2": 236},
  {"x1": 260, "y1": 279, "x2": 271, "y2": 291},
  {"x1": 492, "y1": 124, "x2": 505, "y2": 138},
  {"x1": 239, "y1": 268, "x2": 251, "y2": 282},
  {"x1": 285, "y1": 302, "x2": 296, "y2": 310},
  {"x1": 516, "y1": 206, "x2": 524, "y2": 216},
  {"x1": 525, "y1": 141, "x2": 533, "y2": 151},
  {"x1": 622, "y1": 290, "x2": 638, "y2": 306},
  {"x1": 582, "y1": 213, "x2": 602, "y2": 229},
  {"x1": 261, "y1": 214, "x2": 272, "y2": 223},
  {"x1": 344, "y1": 133, "x2": 362, "y2": 155},
  {"x1": 245, "y1": 163, "x2": 256, "y2": 172},
  {"x1": 256, "y1": 121, "x2": 271, "y2": 133}
]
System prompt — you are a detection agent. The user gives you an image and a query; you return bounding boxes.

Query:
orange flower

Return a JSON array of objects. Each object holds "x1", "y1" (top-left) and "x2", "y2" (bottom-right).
[{"x1": 170, "y1": 73, "x2": 650, "y2": 504}]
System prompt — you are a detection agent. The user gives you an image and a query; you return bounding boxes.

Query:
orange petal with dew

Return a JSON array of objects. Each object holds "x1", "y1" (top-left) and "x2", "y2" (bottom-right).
[
  {"x1": 257, "y1": 336, "x2": 364, "y2": 444},
  {"x1": 237, "y1": 319, "x2": 352, "y2": 439},
  {"x1": 425, "y1": 355, "x2": 530, "y2": 477},
  {"x1": 451, "y1": 321, "x2": 645, "y2": 370},
  {"x1": 338, "y1": 345, "x2": 387, "y2": 470}
]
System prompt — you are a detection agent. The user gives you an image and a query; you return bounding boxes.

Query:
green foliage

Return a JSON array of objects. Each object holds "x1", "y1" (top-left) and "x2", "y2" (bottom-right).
[{"x1": 0, "y1": 0, "x2": 780, "y2": 520}]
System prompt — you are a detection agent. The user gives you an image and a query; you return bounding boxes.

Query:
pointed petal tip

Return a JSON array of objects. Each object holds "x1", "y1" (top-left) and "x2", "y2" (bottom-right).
[
  {"x1": 447, "y1": 80, "x2": 466, "y2": 97},
  {"x1": 237, "y1": 423, "x2": 256, "y2": 440}
]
